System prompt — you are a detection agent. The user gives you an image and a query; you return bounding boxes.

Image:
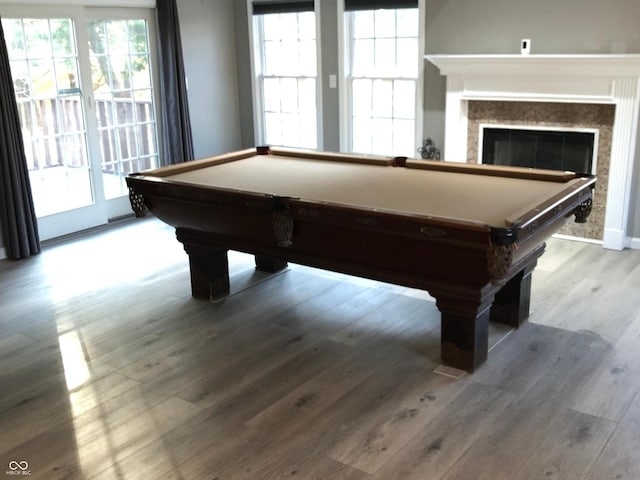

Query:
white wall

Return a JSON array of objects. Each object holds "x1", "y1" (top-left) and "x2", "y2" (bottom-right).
[
  {"x1": 423, "y1": 0, "x2": 640, "y2": 147},
  {"x1": 424, "y1": 0, "x2": 640, "y2": 55},
  {"x1": 177, "y1": 0, "x2": 242, "y2": 158}
]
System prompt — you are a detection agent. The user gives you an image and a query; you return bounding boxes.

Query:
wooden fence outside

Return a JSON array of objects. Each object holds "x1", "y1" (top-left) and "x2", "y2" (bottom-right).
[{"x1": 16, "y1": 96, "x2": 157, "y2": 175}]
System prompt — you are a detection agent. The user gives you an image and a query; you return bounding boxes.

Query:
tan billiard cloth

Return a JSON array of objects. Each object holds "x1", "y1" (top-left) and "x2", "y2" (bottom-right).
[{"x1": 164, "y1": 154, "x2": 581, "y2": 227}]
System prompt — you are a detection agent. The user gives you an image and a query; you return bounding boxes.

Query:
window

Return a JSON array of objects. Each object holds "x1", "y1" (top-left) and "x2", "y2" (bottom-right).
[
  {"x1": 1, "y1": 5, "x2": 160, "y2": 240},
  {"x1": 4, "y1": 17, "x2": 93, "y2": 216},
  {"x1": 87, "y1": 18, "x2": 159, "y2": 199},
  {"x1": 250, "y1": 2, "x2": 319, "y2": 149},
  {"x1": 343, "y1": 1, "x2": 421, "y2": 157}
]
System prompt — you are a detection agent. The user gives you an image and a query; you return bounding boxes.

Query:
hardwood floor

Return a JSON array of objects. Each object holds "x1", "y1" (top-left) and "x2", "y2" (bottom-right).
[{"x1": 1, "y1": 217, "x2": 639, "y2": 479}]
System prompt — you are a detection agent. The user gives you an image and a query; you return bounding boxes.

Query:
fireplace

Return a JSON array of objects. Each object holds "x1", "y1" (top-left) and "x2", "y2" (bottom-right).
[
  {"x1": 480, "y1": 124, "x2": 599, "y2": 238},
  {"x1": 425, "y1": 54, "x2": 640, "y2": 250},
  {"x1": 480, "y1": 126, "x2": 596, "y2": 174},
  {"x1": 466, "y1": 100, "x2": 614, "y2": 241}
]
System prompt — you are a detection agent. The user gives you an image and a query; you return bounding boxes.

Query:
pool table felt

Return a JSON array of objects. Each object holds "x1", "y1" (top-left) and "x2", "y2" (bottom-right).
[{"x1": 163, "y1": 154, "x2": 584, "y2": 227}]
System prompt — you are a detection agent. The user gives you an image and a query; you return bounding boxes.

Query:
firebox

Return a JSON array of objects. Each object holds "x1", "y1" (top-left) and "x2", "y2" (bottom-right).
[{"x1": 480, "y1": 126, "x2": 597, "y2": 175}]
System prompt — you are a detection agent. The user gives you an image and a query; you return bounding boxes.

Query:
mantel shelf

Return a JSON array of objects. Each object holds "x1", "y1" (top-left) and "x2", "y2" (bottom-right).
[{"x1": 425, "y1": 54, "x2": 640, "y2": 78}]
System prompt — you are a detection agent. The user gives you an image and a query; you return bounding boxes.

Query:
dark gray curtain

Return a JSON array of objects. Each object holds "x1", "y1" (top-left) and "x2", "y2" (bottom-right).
[
  {"x1": 156, "y1": 0, "x2": 195, "y2": 165},
  {"x1": 0, "y1": 18, "x2": 40, "y2": 259}
]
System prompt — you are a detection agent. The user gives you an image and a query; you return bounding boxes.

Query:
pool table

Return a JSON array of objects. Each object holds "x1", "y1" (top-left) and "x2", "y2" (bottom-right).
[{"x1": 126, "y1": 147, "x2": 596, "y2": 372}]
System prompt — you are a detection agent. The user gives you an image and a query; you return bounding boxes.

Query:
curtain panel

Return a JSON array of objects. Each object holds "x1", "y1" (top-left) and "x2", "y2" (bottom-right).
[
  {"x1": 0, "y1": 17, "x2": 40, "y2": 259},
  {"x1": 156, "y1": 0, "x2": 194, "y2": 165}
]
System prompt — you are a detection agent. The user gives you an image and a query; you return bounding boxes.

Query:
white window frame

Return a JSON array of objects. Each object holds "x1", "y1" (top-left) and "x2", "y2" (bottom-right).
[
  {"x1": 0, "y1": 3, "x2": 161, "y2": 239},
  {"x1": 338, "y1": 0, "x2": 425, "y2": 157},
  {"x1": 247, "y1": 0, "x2": 323, "y2": 150}
]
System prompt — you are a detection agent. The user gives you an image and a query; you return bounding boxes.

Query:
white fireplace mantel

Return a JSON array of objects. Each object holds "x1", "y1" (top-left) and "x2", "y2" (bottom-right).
[
  {"x1": 426, "y1": 54, "x2": 640, "y2": 78},
  {"x1": 425, "y1": 54, "x2": 640, "y2": 250}
]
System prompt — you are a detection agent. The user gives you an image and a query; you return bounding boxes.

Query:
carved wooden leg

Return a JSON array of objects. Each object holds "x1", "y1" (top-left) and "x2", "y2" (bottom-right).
[
  {"x1": 255, "y1": 255, "x2": 288, "y2": 273},
  {"x1": 490, "y1": 261, "x2": 537, "y2": 328},
  {"x1": 176, "y1": 229, "x2": 230, "y2": 301},
  {"x1": 185, "y1": 248, "x2": 230, "y2": 301},
  {"x1": 436, "y1": 295, "x2": 493, "y2": 372}
]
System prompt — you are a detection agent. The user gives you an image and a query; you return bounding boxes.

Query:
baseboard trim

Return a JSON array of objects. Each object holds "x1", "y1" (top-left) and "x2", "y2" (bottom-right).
[
  {"x1": 553, "y1": 233, "x2": 639, "y2": 250},
  {"x1": 603, "y1": 227, "x2": 626, "y2": 250},
  {"x1": 552, "y1": 233, "x2": 603, "y2": 246}
]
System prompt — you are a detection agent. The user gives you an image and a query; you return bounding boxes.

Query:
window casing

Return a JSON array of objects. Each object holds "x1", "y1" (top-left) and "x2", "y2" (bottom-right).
[
  {"x1": 251, "y1": 7, "x2": 320, "y2": 149},
  {"x1": 342, "y1": 4, "x2": 422, "y2": 157}
]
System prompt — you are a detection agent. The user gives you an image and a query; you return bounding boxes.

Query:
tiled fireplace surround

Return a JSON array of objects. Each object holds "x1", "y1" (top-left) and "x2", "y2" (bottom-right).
[
  {"x1": 467, "y1": 101, "x2": 613, "y2": 241},
  {"x1": 426, "y1": 54, "x2": 640, "y2": 250}
]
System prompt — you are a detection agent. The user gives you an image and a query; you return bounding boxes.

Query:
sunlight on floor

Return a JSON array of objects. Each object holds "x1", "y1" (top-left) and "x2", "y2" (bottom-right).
[
  {"x1": 57, "y1": 324, "x2": 114, "y2": 478},
  {"x1": 37, "y1": 219, "x2": 197, "y2": 477},
  {"x1": 58, "y1": 330, "x2": 91, "y2": 391},
  {"x1": 54, "y1": 318, "x2": 171, "y2": 479},
  {"x1": 41, "y1": 218, "x2": 187, "y2": 302}
]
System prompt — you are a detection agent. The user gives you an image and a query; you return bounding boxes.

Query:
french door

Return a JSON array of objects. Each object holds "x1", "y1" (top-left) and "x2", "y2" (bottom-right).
[{"x1": 1, "y1": 6, "x2": 160, "y2": 240}]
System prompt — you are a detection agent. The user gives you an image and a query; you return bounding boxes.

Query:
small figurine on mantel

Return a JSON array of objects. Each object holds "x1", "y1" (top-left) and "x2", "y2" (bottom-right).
[{"x1": 418, "y1": 138, "x2": 441, "y2": 160}]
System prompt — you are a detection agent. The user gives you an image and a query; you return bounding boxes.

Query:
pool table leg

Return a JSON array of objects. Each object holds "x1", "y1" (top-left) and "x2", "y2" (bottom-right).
[
  {"x1": 436, "y1": 296, "x2": 493, "y2": 373},
  {"x1": 181, "y1": 245, "x2": 230, "y2": 301},
  {"x1": 255, "y1": 255, "x2": 288, "y2": 273},
  {"x1": 490, "y1": 261, "x2": 537, "y2": 328},
  {"x1": 188, "y1": 248, "x2": 230, "y2": 301},
  {"x1": 177, "y1": 228, "x2": 231, "y2": 301}
]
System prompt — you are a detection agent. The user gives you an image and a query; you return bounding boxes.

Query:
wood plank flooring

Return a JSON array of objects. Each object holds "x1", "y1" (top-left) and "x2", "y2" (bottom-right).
[{"x1": 1, "y1": 217, "x2": 639, "y2": 479}]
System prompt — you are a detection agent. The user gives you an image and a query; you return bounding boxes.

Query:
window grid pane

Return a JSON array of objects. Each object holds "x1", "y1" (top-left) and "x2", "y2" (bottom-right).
[
  {"x1": 348, "y1": 8, "x2": 418, "y2": 157},
  {"x1": 262, "y1": 77, "x2": 317, "y2": 150},
  {"x1": 88, "y1": 18, "x2": 159, "y2": 199},
  {"x1": 3, "y1": 17, "x2": 94, "y2": 216},
  {"x1": 350, "y1": 79, "x2": 417, "y2": 157},
  {"x1": 258, "y1": 12, "x2": 317, "y2": 149}
]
